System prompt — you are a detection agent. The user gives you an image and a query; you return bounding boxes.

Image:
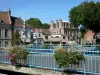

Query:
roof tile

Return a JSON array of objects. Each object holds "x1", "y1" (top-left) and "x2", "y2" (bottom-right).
[{"x1": 0, "y1": 11, "x2": 11, "y2": 24}]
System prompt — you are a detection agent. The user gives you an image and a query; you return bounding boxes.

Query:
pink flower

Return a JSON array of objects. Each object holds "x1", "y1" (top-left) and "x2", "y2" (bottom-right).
[
  {"x1": 11, "y1": 61, "x2": 16, "y2": 65},
  {"x1": 12, "y1": 53, "x2": 16, "y2": 56},
  {"x1": 8, "y1": 55, "x2": 12, "y2": 59},
  {"x1": 8, "y1": 54, "x2": 15, "y2": 60}
]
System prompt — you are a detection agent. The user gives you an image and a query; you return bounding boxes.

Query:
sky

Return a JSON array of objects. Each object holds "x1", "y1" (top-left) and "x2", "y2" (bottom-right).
[{"x1": 0, "y1": 0, "x2": 99, "y2": 23}]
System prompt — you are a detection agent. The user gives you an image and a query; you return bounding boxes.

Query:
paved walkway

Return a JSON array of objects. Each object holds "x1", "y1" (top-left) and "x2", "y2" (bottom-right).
[{"x1": 0, "y1": 64, "x2": 84, "y2": 75}]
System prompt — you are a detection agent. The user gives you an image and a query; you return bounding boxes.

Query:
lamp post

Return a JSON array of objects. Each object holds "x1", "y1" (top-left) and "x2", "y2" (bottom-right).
[
  {"x1": 23, "y1": 19, "x2": 26, "y2": 45},
  {"x1": 36, "y1": 28, "x2": 38, "y2": 47},
  {"x1": 30, "y1": 29, "x2": 33, "y2": 43},
  {"x1": 60, "y1": 36, "x2": 62, "y2": 47}
]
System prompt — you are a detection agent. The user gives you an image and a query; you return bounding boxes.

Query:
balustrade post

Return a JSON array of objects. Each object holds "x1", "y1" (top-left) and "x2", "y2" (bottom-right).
[{"x1": 84, "y1": 52, "x2": 86, "y2": 75}]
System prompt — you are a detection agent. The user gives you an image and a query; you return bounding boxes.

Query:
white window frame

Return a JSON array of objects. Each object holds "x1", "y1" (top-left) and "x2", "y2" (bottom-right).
[
  {"x1": 0, "y1": 29, "x2": 2, "y2": 37},
  {"x1": 5, "y1": 29, "x2": 8, "y2": 37},
  {"x1": 0, "y1": 41, "x2": 2, "y2": 48},
  {"x1": 5, "y1": 41, "x2": 8, "y2": 47}
]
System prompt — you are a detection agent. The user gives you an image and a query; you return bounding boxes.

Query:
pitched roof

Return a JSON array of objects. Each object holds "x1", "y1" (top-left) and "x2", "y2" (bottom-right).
[
  {"x1": 11, "y1": 16, "x2": 24, "y2": 27},
  {"x1": 25, "y1": 23, "x2": 32, "y2": 28},
  {"x1": 0, "y1": 11, "x2": 11, "y2": 24},
  {"x1": 42, "y1": 29, "x2": 50, "y2": 34},
  {"x1": 11, "y1": 16, "x2": 31, "y2": 28},
  {"x1": 0, "y1": 9, "x2": 31, "y2": 28},
  {"x1": 33, "y1": 28, "x2": 42, "y2": 32}
]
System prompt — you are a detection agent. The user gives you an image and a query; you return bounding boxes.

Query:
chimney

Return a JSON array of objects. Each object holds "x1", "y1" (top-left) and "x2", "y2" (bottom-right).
[
  {"x1": 59, "y1": 18, "x2": 62, "y2": 28},
  {"x1": 8, "y1": 8, "x2": 11, "y2": 15},
  {"x1": 50, "y1": 20, "x2": 54, "y2": 29},
  {"x1": 56, "y1": 20, "x2": 59, "y2": 28},
  {"x1": 23, "y1": 19, "x2": 26, "y2": 29}
]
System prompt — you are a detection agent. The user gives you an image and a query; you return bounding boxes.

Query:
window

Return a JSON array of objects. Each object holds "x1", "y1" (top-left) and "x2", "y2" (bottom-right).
[
  {"x1": 5, "y1": 41, "x2": 8, "y2": 47},
  {"x1": 0, "y1": 29, "x2": 2, "y2": 37},
  {"x1": 62, "y1": 23, "x2": 64, "y2": 28},
  {"x1": 39, "y1": 34, "x2": 40, "y2": 37},
  {"x1": 45, "y1": 36, "x2": 48, "y2": 39},
  {"x1": 0, "y1": 20, "x2": 3, "y2": 23},
  {"x1": 51, "y1": 36, "x2": 53, "y2": 38},
  {"x1": 5, "y1": 29, "x2": 8, "y2": 37},
  {"x1": 67, "y1": 31, "x2": 69, "y2": 35},
  {"x1": 56, "y1": 36, "x2": 59, "y2": 38},
  {"x1": 0, "y1": 41, "x2": 2, "y2": 48},
  {"x1": 23, "y1": 33, "x2": 25, "y2": 35},
  {"x1": 69, "y1": 31, "x2": 70, "y2": 36},
  {"x1": 63, "y1": 36, "x2": 66, "y2": 39},
  {"x1": 72, "y1": 31, "x2": 74, "y2": 36}
]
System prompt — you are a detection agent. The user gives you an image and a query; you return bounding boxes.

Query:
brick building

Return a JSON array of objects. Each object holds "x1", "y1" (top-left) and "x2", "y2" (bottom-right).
[
  {"x1": 49, "y1": 19, "x2": 79, "y2": 43},
  {"x1": 33, "y1": 19, "x2": 79, "y2": 45},
  {"x1": 84, "y1": 30, "x2": 95, "y2": 43}
]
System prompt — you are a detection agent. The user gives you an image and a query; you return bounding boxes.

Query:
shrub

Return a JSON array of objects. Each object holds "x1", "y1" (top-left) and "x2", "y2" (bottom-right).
[
  {"x1": 96, "y1": 46, "x2": 100, "y2": 50},
  {"x1": 26, "y1": 44, "x2": 33, "y2": 48},
  {"x1": 68, "y1": 51, "x2": 84, "y2": 64},
  {"x1": 43, "y1": 44, "x2": 49, "y2": 49},
  {"x1": 54, "y1": 48, "x2": 84, "y2": 69},
  {"x1": 54, "y1": 48, "x2": 69, "y2": 68},
  {"x1": 8, "y1": 46, "x2": 29, "y2": 65}
]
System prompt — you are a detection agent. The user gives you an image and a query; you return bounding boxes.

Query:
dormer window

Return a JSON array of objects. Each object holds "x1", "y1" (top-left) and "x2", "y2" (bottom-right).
[{"x1": 0, "y1": 20, "x2": 3, "y2": 23}]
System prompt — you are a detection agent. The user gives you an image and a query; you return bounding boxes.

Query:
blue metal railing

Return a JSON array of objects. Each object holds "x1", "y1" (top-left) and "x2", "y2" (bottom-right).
[{"x1": 0, "y1": 45, "x2": 100, "y2": 74}]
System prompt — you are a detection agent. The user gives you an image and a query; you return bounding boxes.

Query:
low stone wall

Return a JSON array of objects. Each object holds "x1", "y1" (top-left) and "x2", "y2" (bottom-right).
[{"x1": 0, "y1": 64, "x2": 83, "y2": 75}]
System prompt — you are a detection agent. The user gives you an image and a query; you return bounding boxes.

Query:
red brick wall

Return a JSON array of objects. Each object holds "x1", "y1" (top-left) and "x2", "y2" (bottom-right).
[{"x1": 84, "y1": 30, "x2": 95, "y2": 43}]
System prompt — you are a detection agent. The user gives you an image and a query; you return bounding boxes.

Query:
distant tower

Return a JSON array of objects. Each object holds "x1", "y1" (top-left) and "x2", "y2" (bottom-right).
[
  {"x1": 8, "y1": 8, "x2": 11, "y2": 15},
  {"x1": 50, "y1": 20, "x2": 54, "y2": 29},
  {"x1": 59, "y1": 18, "x2": 62, "y2": 28},
  {"x1": 56, "y1": 20, "x2": 59, "y2": 28}
]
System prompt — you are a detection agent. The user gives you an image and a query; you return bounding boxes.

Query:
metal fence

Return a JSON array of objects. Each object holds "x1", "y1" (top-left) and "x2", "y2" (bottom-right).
[{"x1": 0, "y1": 45, "x2": 100, "y2": 75}]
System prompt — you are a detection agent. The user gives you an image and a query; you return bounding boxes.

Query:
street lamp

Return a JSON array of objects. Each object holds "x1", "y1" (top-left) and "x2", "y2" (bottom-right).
[
  {"x1": 23, "y1": 19, "x2": 26, "y2": 45},
  {"x1": 78, "y1": 24, "x2": 84, "y2": 31}
]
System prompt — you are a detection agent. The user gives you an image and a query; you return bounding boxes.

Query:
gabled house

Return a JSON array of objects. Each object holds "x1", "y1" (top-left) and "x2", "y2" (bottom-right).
[
  {"x1": 0, "y1": 9, "x2": 12, "y2": 48},
  {"x1": 11, "y1": 16, "x2": 33, "y2": 44},
  {"x1": 33, "y1": 28, "x2": 43, "y2": 44},
  {"x1": 0, "y1": 8, "x2": 33, "y2": 48}
]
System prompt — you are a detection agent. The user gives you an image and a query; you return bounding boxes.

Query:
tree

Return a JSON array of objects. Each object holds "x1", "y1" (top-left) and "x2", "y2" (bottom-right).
[
  {"x1": 11, "y1": 31, "x2": 22, "y2": 46},
  {"x1": 26, "y1": 18, "x2": 42, "y2": 28},
  {"x1": 54, "y1": 48, "x2": 84, "y2": 69},
  {"x1": 42, "y1": 23, "x2": 50, "y2": 29},
  {"x1": 69, "y1": 1, "x2": 100, "y2": 33}
]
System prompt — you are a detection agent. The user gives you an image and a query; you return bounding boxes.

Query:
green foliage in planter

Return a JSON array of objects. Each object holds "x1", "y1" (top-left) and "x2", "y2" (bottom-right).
[
  {"x1": 68, "y1": 51, "x2": 84, "y2": 64},
  {"x1": 8, "y1": 46, "x2": 29, "y2": 65},
  {"x1": 54, "y1": 48, "x2": 69, "y2": 68},
  {"x1": 54, "y1": 48, "x2": 84, "y2": 69},
  {"x1": 25, "y1": 44, "x2": 33, "y2": 48},
  {"x1": 96, "y1": 46, "x2": 100, "y2": 50},
  {"x1": 43, "y1": 44, "x2": 49, "y2": 49}
]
